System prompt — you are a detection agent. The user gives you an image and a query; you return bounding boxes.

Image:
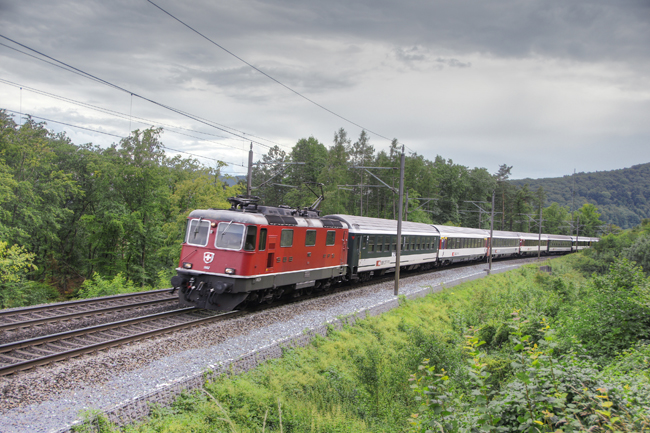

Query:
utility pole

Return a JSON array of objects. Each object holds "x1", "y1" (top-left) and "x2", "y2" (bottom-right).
[
  {"x1": 538, "y1": 205, "x2": 543, "y2": 259},
  {"x1": 488, "y1": 191, "x2": 495, "y2": 275},
  {"x1": 575, "y1": 215, "x2": 580, "y2": 251},
  {"x1": 246, "y1": 143, "x2": 253, "y2": 196},
  {"x1": 395, "y1": 145, "x2": 405, "y2": 296},
  {"x1": 571, "y1": 168, "x2": 576, "y2": 236},
  {"x1": 405, "y1": 191, "x2": 409, "y2": 222}
]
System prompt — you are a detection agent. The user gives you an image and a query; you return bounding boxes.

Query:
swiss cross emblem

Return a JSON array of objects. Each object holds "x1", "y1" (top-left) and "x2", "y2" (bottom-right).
[{"x1": 203, "y1": 252, "x2": 215, "y2": 264}]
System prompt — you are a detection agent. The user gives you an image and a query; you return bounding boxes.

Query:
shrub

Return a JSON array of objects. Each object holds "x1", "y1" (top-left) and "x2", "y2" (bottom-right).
[
  {"x1": 76, "y1": 272, "x2": 140, "y2": 298},
  {"x1": 557, "y1": 258, "x2": 650, "y2": 358}
]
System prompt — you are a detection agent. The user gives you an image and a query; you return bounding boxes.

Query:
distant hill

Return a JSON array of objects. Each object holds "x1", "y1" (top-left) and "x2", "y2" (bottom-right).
[
  {"x1": 220, "y1": 175, "x2": 246, "y2": 187},
  {"x1": 511, "y1": 163, "x2": 650, "y2": 229}
]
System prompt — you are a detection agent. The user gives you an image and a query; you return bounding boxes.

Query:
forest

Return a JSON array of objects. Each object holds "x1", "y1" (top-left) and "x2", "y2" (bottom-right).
[
  {"x1": 512, "y1": 162, "x2": 650, "y2": 229},
  {"x1": 0, "y1": 112, "x2": 605, "y2": 307}
]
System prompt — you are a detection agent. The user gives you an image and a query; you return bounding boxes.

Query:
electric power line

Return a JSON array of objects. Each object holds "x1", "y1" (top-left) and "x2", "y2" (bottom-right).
[
  {"x1": 2, "y1": 109, "x2": 247, "y2": 169},
  {"x1": 147, "y1": 0, "x2": 407, "y2": 149},
  {"x1": 0, "y1": 34, "x2": 279, "y2": 151},
  {"x1": 0, "y1": 78, "x2": 261, "y2": 154}
]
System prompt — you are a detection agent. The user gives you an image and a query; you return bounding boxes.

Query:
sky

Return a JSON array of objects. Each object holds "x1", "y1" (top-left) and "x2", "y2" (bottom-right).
[{"x1": 0, "y1": 0, "x2": 648, "y2": 180}]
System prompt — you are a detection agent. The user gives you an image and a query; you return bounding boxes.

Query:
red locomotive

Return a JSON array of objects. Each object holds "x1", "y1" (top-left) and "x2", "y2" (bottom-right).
[{"x1": 171, "y1": 196, "x2": 348, "y2": 311}]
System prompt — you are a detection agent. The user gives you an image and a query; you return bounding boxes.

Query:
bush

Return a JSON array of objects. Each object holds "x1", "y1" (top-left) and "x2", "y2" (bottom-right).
[
  {"x1": 557, "y1": 258, "x2": 650, "y2": 358},
  {"x1": 624, "y1": 235, "x2": 650, "y2": 274},
  {"x1": 76, "y1": 272, "x2": 141, "y2": 298}
]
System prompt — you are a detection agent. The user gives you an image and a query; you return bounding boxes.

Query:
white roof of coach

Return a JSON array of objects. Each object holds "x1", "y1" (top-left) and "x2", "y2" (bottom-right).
[
  {"x1": 546, "y1": 233, "x2": 573, "y2": 241},
  {"x1": 491, "y1": 230, "x2": 521, "y2": 239},
  {"x1": 432, "y1": 225, "x2": 489, "y2": 238},
  {"x1": 519, "y1": 232, "x2": 549, "y2": 240},
  {"x1": 325, "y1": 214, "x2": 437, "y2": 236}
]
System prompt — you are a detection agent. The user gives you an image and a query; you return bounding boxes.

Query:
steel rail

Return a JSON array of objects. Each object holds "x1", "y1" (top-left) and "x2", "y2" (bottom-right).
[
  {"x1": 0, "y1": 288, "x2": 174, "y2": 319},
  {"x1": 0, "y1": 308, "x2": 246, "y2": 376},
  {"x1": 0, "y1": 297, "x2": 180, "y2": 332}
]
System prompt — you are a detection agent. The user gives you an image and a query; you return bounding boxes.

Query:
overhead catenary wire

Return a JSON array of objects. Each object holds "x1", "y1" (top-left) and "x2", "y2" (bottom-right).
[
  {"x1": 0, "y1": 78, "x2": 260, "y2": 154},
  {"x1": 1, "y1": 109, "x2": 247, "y2": 170},
  {"x1": 146, "y1": 0, "x2": 415, "y2": 153},
  {"x1": 0, "y1": 34, "x2": 280, "y2": 152}
]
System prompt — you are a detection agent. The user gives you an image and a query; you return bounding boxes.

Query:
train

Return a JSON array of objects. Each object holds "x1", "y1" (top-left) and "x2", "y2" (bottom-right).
[{"x1": 170, "y1": 196, "x2": 598, "y2": 311}]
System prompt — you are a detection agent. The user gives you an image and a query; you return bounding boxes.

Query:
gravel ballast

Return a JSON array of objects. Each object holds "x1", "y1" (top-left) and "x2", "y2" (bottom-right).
[{"x1": 0, "y1": 258, "x2": 546, "y2": 433}]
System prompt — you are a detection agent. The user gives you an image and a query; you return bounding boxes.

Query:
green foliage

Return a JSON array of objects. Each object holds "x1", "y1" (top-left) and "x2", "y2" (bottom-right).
[
  {"x1": 512, "y1": 163, "x2": 650, "y2": 229},
  {"x1": 409, "y1": 314, "x2": 650, "y2": 433},
  {"x1": 624, "y1": 235, "x2": 650, "y2": 274},
  {"x1": 557, "y1": 258, "x2": 650, "y2": 358},
  {"x1": 75, "y1": 272, "x2": 142, "y2": 298},
  {"x1": 0, "y1": 240, "x2": 57, "y2": 308}
]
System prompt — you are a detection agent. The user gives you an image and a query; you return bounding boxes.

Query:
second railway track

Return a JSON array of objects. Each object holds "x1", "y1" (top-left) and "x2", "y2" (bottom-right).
[
  {"x1": 0, "y1": 289, "x2": 181, "y2": 343},
  {"x1": 0, "y1": 307, "x2": 246, "y2": 377}
]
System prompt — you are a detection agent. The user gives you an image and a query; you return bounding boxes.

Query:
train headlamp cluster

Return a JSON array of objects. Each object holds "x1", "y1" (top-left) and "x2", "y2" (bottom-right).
[
  {"x1": 224, "y1": 268, "x2": 236, "y2": 275},
  {"x1": 182, "y1": 262, "x2": 193, "y2": 269}
]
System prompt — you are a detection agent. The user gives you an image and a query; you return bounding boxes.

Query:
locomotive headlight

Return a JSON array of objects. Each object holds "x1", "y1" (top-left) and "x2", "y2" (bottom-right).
[
  {"x1": 183, "y1": 262, "x2": 193, "y2": 269},
  {"x1": 225, "y1": 267, "x2": 236, "y2": 275}
]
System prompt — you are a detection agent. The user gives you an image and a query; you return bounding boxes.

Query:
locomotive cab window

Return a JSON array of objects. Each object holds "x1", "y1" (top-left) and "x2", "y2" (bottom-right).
[
  {"x1": 186, "y1": 219, "x2": 210, "y2": 246},
  {"x1": 305, "y1": 230, "x2": 317, "y2": 247},
  {"x1": 244, "y1": 226, "x2": 257, "y2": 251},
  {"x1": 215, "y1": 222, "x2": 246, "y2": 250},
  {"x1": 280, "y1": 229, "x2": 294, "y2": 247},
  {"x1": 326, "y1": 231, "x2": 336, "y2": 246}
]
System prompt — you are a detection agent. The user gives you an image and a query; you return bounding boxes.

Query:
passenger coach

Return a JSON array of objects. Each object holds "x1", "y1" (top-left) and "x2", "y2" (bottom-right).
[
  {"x1": 326, "y1": 215, "x2": 440, "y2": 280},
  {"x1": 433, "y1": 225, "x2": 487, "y2": 265}
]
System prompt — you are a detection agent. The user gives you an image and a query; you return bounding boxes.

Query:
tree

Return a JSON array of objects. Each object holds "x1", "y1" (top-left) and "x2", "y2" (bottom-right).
[
  {"x1": 543, "y1": 202, "x2": 570, "y2": 235},
  {"x1": 318, "y1": 128, "x2": 352, "y2": 215},
  {"x1": 251, "y1": 145, "x2": 289, "y2": 206},
  {"x1": 494, "y1": 164, "x2": 513, "y2": 230},
  {"x1": 575, "y1": 203, "x2": 604, "y2": 237},
  {"x1": 349, "y1": 130, "x2": 374, "y2": 216},
  {"x1": 285, "y1": 137, "x2": 328, "y2": 209}
]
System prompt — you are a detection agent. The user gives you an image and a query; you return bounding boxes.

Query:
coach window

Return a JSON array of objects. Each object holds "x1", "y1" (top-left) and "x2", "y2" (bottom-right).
[
  {"x1": 377, "y1": 236, "x2": 383, "y2": 252},
  {"x1": 216, "y1": 222, "x2": 245, "y2": 250},
  {"x1": 368, "y1": 236, "x2": 375, "y2": 253},
  {"x1": 258, "y1": 228, "x2": 267, "y2": 251},
  {"x1": 244, "y1": 226, "x2": 257, "y2": 251},
  {"x1": 326, "y1": 230, "x2": 336, "y2": 246},
  {"x1": 186, "y1": 219, "x2": 210, "y2": 246},
  {"x1": 305, "y1": 230, "x2": 317, "y2": 247},
  {"x1": 391, "y1": 236, "x2": 396, "y2": 252},
  {"x1": 280, "y1": 229, "x2": 294, "y2": 247}
]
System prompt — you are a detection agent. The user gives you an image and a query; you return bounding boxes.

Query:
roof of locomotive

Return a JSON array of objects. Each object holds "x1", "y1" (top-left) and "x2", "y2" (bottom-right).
[
  {"x1": 325, "y1": 214, "x2": 437, "y2": 236},
  {"x1": 188, "y1": 208, "x2": 348, "y2": 229},
  {"x1": 432, "y1": 225, "x2": 489, "y2": 238}
]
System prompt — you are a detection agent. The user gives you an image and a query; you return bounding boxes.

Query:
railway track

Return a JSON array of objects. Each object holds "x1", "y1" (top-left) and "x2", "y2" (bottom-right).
[
  {"x1": 0, "y1": 288, "x2": 179, "y2": 333},
  {"x1": 0, "y1": 255, "x2": 542, "y2": 377},
  {"x1": 0, "y1": 307, "x2": 246, "y2": 376}
]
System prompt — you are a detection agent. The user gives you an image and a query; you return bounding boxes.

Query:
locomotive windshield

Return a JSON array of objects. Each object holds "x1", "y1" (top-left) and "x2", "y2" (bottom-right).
[
  {"x1": 186, "y1": 219, "x2": 210, "y2": 246},
  {"x1": 216, "y1": 222, "x2": 245, "y2": 250}
]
